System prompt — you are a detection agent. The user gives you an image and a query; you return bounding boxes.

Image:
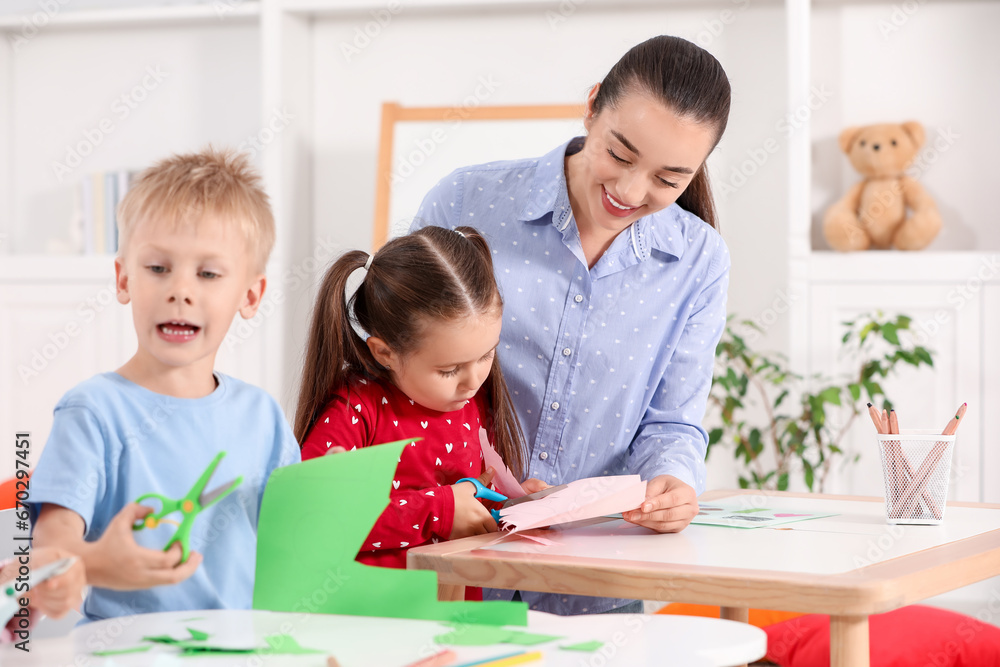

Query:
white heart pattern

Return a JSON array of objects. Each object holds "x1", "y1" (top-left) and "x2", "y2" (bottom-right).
[
  {"x1": 445, "y1": 443, "x2": 453, "y2": 453},
  {"x1": 446, "y1": 419, "x2": 451, "y2": 424},
  {"x1": 412, "y1": 524, "x2": 419, "y2": 530},
  {"x1": 351, "y1": 416, "x2": 358, "y2": 424},
  {"x1": 421, "y1": 421, "x2": 428, "y2": 429},
  {"x1": 392, "y1": 480, "x2": 400, "y2": 489},
  {"x1": 382, "y1": 397, "x2": 388, "y2": 405},
  {"x1": 426, "y1": 491, "x2": 435, "y2": 496},
  {"x1": 324, "y1": 417, "x2": 329, "y2": 423},
  {"x1": 433, "y1": 516, "x2": 439, "y2": 522},
  {"x1": 326, "y1": 441, "x2": 332, "y2": 448},
  {"x1": 399, "y1": 499, "x2": 407, "y2": 506},
  {"x1": 463, "y1": 423, "x2": 471, "y2": 430},
  {"x1": 355, "y1": 404, "x2": 362, "y2": 412},
  {"x1": 393, "y1": 420, "x2": 398, "y2": 426},
  {"x1": 372, "y1": 542, "x2": 380, "y2": 548},
  {"x1": 435, "y1": 458, "x2": 442, "y2": 466},
  {"x1": 400, "y1": 542, "x2": 409, "y2": 547},
  {"x1": 409, "y1": 399, "x2": 414, "y2": 405}
]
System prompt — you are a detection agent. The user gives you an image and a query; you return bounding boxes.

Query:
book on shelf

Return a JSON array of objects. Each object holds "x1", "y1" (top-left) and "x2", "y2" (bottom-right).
[{"x1": 73, "y1": 169, "x2": 136, "y2": 255}]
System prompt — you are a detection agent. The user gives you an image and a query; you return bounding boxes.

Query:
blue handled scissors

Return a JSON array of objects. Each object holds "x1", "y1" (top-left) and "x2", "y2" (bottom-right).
[{"x1": 455, "y1": 477, "x2": 507, "y2": 523}]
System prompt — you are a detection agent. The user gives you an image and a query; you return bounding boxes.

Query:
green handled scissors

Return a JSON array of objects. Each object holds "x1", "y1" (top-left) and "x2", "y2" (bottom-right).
[{"x1": 132, "y1": 451, "x2": 242, "y2": 563}]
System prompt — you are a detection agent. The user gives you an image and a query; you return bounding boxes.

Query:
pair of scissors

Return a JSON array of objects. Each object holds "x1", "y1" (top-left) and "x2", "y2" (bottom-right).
[
  {"x1": 455, "y1": 478, "x2": 570, "y2": 523},
  {"x1": 132, "y1": 452, "x2": 242, "y2": 563}
]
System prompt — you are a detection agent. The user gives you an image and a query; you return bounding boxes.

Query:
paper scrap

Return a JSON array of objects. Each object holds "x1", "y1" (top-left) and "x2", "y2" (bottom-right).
[
  {"x1": 186, "y1": 628, "x2": 208, "y2": 641},
  {"x1": 434, "y1": 624, "x2": 561, "y2": 647},
  {"x1": 263, "y1": 634, "x2": 323, "y2": 654},
  {"x1": 690, "y1": 503, "x2": 837, "y2": 529},
  {"x1": 499, "y1": 475, "x2": 647, "y2": 533},
  {"x1": 480, "y1": 427, "x2": 526, "y2": 499},
  {"x1": 253, "y1": 439, "x2": 527, "y2": 626},
  {"x1": 92, "y1": 646, "x2": 153, "y2": 656},
  {"x1": 560, "y1": 640, "x2": 604, "y2": 651}
]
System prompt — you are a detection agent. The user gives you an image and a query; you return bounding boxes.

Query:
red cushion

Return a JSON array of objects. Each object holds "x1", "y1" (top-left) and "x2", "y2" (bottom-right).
[{"x1": 765, "y1": 605, "x2": 1000, "y2": 667}]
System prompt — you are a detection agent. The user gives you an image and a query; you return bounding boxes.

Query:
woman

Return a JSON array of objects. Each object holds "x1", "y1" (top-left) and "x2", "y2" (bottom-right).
[{"x1": 410, "y1": 35, "x2": 731, "y2": 615}]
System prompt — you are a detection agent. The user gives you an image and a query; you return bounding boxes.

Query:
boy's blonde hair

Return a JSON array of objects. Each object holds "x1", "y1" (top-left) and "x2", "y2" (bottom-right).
[{"x1": 117, "y1": 147, "x2": 275, "y2": 273}]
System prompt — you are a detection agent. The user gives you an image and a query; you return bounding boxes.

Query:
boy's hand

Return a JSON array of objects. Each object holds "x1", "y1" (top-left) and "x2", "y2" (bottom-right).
[
  {"x1": 90, "y1": 504, "x2": 203, "y2": 590},
  {"x1": 449, "y1": 469, "x2": 499, "y2": 540}
]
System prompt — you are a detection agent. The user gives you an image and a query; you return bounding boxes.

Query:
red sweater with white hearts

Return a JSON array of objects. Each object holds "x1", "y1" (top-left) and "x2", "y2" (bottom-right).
[{"x1": 300, "y1": 377, "x2": 488, "y2": 570}]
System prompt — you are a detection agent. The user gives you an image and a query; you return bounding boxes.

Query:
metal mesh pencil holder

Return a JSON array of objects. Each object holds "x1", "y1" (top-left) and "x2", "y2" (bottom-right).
[{"x1": 876, "y1": 430, "x2": 956, "y2": 525}]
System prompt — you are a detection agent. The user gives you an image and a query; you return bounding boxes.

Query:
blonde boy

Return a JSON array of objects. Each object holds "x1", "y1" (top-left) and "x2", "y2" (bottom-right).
[{"x1": 28, "y1": 148, "x2": 300, "y2": 621}]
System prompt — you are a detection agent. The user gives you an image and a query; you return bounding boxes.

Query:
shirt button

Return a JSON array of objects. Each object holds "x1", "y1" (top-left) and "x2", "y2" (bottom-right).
[
  {"x1": 562, "y1": 348, "x2": 572, "y2": 356},
  {"x1": 550, "y1": 402, "x2": 559, "y2": 410},
  {"x1": 539, "y1": 452, "x2": 549, "y2": 461},
  {"x1": 574, "y1": 295, "x2": 583, "y2": 303}
]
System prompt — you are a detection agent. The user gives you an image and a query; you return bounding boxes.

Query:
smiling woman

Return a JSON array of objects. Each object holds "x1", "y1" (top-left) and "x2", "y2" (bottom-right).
[{"x1": 410, "y1": 35, "x2": 732, "y2": 616}]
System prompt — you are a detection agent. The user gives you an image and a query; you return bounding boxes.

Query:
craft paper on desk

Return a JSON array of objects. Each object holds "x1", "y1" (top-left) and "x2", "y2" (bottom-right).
[
  {"x1": 253, "y1": 439, "x2": 528, "y2": 626},
  {"x1": 434, "y1": 624, "x2": 561, "y2": 646},
  {"x1": 480, "y1": 427, "x2": 526, "y2": 499},
  {"x1": 690, "y1": 503, "x2": 836, "y2": 528},
  {"x1": 498, "y1": 475, "x2": 646, "y2": 533}
]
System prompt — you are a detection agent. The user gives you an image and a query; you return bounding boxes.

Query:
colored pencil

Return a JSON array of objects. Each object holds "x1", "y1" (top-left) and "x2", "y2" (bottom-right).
[
  {"x1": 403, "y1": 649, "x2": 458, "y2": 667},
  {"x1": 897, "y1": 403, "x2": 967, "y2": 519},
  {"x1": 454, "y1": 650, "x2": 543, "y2": 667}
]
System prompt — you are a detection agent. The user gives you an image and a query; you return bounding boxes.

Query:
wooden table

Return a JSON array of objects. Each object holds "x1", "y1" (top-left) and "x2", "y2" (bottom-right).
[
  {"x1": 0, "y1": 607, "x2": 765, "y2": 666},
  {"x1": 409, "y1": 490, "x2": 1000, "y2": 667}
]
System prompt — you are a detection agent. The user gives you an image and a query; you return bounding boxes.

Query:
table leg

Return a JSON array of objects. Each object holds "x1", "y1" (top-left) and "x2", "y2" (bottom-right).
[
  {"x1": 437, "y1": 583, "x2": 465, "y2": 601},
  {"x1": 720, "y1": 607, "x2": 749, "y2": 667},
  {"x1": 830, "y1": 614, "x2": 870, "y2": 667}
]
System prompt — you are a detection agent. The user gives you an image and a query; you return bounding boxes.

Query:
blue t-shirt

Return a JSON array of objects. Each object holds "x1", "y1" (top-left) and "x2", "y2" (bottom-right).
[{"x1": 26, "y1": 372, "x2": 301, "y2": 622}]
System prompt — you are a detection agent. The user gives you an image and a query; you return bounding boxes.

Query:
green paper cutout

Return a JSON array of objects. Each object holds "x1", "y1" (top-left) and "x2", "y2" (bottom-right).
[
  {"x1": 143, "y1": 634, "x2": 183, "y2": 644},
  {"x1": 262, "y1": 634, "x2": 323, "y2": 654},
  {"x1": 252, "y1": 440, "x2": 527, "y2": 626},
  {"x1": 93, "y1": 645, "x2": 153, "y2": 656},
  {"x1": 560, "y1": 640, "x2": 604, "y2": 651},
  {"x1": 186, "y1": 628, "x2": 208, "y2": 641},
  {"x1": 180, "y1": 617, "x2": 204, "y2": 622},
  {"x1": 434, "y1": 625, "x2": 560, "y2": 646},
  {"x1": 504, "y1": 630, "x2": 561, "y2": 645}
]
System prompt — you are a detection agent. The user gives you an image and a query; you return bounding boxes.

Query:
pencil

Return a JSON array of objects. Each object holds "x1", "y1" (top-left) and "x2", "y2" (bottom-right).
[
  {"x1": 454, "y1": 650, "x2": 543, "y2": 667},
  {"x1": 404, "y1": 649, "x2": 457, "y2": 667},
  {"x1": 889, "y1": 410, "x2": 899, "y2": 435},
  {"x1": 897, "y1": 403, "x2": 967, "y2": 519},
  {"x1": 867, "y1": 403, "x2": 885, "y2": 434}
]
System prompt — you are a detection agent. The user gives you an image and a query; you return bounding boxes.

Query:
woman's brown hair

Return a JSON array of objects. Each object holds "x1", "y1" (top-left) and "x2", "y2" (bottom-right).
[
  {"x1": 591, "y1": 35, "x2": 731, "y2": 230},
  {"x1": 294, "y1": 225, "x2": 526, "y2": 479}
]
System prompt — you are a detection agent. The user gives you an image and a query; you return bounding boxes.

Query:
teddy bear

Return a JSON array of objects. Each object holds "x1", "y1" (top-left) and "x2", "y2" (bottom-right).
[{"x1": 823, "y1": 121, "x2": 942, "y2": 251}]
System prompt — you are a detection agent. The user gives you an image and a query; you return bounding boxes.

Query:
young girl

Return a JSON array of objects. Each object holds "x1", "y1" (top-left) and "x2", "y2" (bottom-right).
[{"x1": 296, "y1": 225, "x2": 539, "y2": 573}]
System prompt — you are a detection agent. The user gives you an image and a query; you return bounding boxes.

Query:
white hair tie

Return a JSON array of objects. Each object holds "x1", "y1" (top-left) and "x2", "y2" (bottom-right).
[{"x1": 364, "y1": 254, "x2": 374, "y2": 270}]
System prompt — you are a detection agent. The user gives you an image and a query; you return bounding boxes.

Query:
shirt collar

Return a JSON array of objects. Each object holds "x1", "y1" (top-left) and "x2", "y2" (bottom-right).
[{"x1": 521, "y1": 137, "x2": 691, "y2": 261}]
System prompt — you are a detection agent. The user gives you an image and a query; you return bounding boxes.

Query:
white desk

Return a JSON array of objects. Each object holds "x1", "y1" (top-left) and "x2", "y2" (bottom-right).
[
  {"x1": 0, "y1": 608, "x2": 765, "y2": 666},
  {"x1": 410, "y1": 490, "x2": 1000, "y2": 667}
]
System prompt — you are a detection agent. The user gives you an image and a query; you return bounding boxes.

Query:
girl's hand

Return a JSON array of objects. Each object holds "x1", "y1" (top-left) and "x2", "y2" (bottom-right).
[
  {"x1": 20, "y1": 547, "x2": 86, "y2": 619},
  {"x1": 521, "y1": 478, "x2": 549, "y2": 494},
  {"x1": 449, "y1": 469, "x2": 499, "y2": 540},
  {"x1": 89, "y1": 504, "x2": 203, "y2": 590},
  {"x1": 324, "y1": 446, "x2": 347, "y2": 455}
]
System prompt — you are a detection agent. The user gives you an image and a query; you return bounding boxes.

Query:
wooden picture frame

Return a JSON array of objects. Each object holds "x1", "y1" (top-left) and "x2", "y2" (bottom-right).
[{"x1": 372, "y1": 101, "x2": 586, "y2": 250}]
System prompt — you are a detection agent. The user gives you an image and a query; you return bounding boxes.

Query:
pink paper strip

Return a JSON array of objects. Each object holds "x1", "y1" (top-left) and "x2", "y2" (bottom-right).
[
  {"x1": 499, "y1": 475, "x2": 647, "y2": 533},
  {"x1": 479, "y1": 427, "x2": 526, "y2": 499}
]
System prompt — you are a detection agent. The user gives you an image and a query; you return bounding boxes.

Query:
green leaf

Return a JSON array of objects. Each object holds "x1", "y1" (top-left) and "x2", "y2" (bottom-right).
[
  {"x1": 803, "y1": 460, "x2": 815, "y2": 491},
  {"x1": 914, "y1": 347, "x2": 934, "y2": 367},
  {"x1": 749, "y1": 428, "x2": 763, "y2": 456},
  {"x1": 738, "y1": 477, "x2": 750, "y2": 489},
  {"x1": 881, "y1": 322, "x2": 900, "y2": 345},
  {"x1": 859, "y1": 321, "x2": 877, "y2": 343},
  {"x1": 818, "y1": 387, "x2": 841, "y2": 406},
  {"x1": 708, "y1": 428, "x2": 723, "y2": 446},
  {"x1": 896, "y1": 315, "x2": 912, "y2": 329},
  {"x1": 777, "y1": 472, "x2": 789, "y2": 491},
  {"x1": 775, "y1": 389, "x2": 789, "y2": 408},
  {"x1": 847, "y1": 383, "x2": 861, "y2": 402}
]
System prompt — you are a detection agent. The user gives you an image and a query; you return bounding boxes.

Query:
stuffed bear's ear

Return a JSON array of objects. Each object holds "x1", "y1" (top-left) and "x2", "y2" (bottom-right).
[
  {"x1": 901, "y1": 121, "x2": 925, "y2": 149},
  {"x1": 838, "y1": 126, "x2": 862, "y2": 154}
]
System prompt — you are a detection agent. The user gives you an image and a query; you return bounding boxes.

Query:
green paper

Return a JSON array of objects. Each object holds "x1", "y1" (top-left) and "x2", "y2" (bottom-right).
[
  {"x1": 93, "y1": 645, "x2": 153, "y2": 656},
  {"x1": 434, "y1": 625, "x2": 560, "y2": 646},
  {"x1": 504, "y1": 630, "x2": 561, "y2": 645},
  {"x1": 186, "y1": 628, "x2": 208, "y2": 641},
  {"x1": 253, "y1": 440, "x2": 527, "y2": 626},
  {"x1": 560, "y1": 640, "x2": 604, "y2": 651},
  {"x1": 143, "y1": 634, "x2": 184, "y2": 644},
  {"x1": 180, "y1": 617, "x2": 204, "y2": 622},
  {"x1": 262, "y1": 634, "x2": 323, "y2": 654}
]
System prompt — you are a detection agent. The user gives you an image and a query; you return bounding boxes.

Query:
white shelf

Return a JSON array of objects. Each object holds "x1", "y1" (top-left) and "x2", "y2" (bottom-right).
[
  {"x1": 0, "y1": 255, "x2": 117, "y2": 283},
  {"x1": 807, "y1": 251, "x2": 1000, "y2": 284},
  {"x1": 0, "y1": 2, "x2": 259, "y2": 30}
]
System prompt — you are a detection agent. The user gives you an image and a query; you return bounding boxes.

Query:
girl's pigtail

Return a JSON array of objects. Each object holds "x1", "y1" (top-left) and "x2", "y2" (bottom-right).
[
  {"x1": 294, "y1": 250, "x2": 370, "y2": 444},
  {"x1": 457, "y1": 225, "x2": 527, "y2": 479}
]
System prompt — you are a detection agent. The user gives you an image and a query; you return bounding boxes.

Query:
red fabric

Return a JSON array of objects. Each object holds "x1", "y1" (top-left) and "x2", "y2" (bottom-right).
[
  {"x1": 765, "y1": 605, "x2": 1000, "y2": 667},
  {"x1": 301, "y1": 378, "x2": 488, "y2": 570}
]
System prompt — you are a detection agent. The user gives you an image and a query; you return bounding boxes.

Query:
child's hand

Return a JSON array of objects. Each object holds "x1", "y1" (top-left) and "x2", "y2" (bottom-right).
[
  {"x1": 450, "y1": 469, "x2": 500, "y2": 540},
  {"x1": 521, "y1": 478, "x2": 549, "y2": 494},
  {"x1": 324, "y1": 446, "x2": 347, "y2": 455},
  {"x1": 20, "y1": 547, "x2": 86, "y2": 619},
  {"x1": 90, "y1": 504, "x2": 203, "y2": 590}
]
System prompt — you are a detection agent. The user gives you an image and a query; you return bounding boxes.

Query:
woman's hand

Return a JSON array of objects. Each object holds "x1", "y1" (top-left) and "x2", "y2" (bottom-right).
[
  {"x1": 520, "y1": 478, "x2": 549, "y2": 494},
  {"x1": 622, "y1": 475, "x2": 699, "y2": 533},
  {"x1": 449, "y1": 469, "x2": 500, "y2": 540}
]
